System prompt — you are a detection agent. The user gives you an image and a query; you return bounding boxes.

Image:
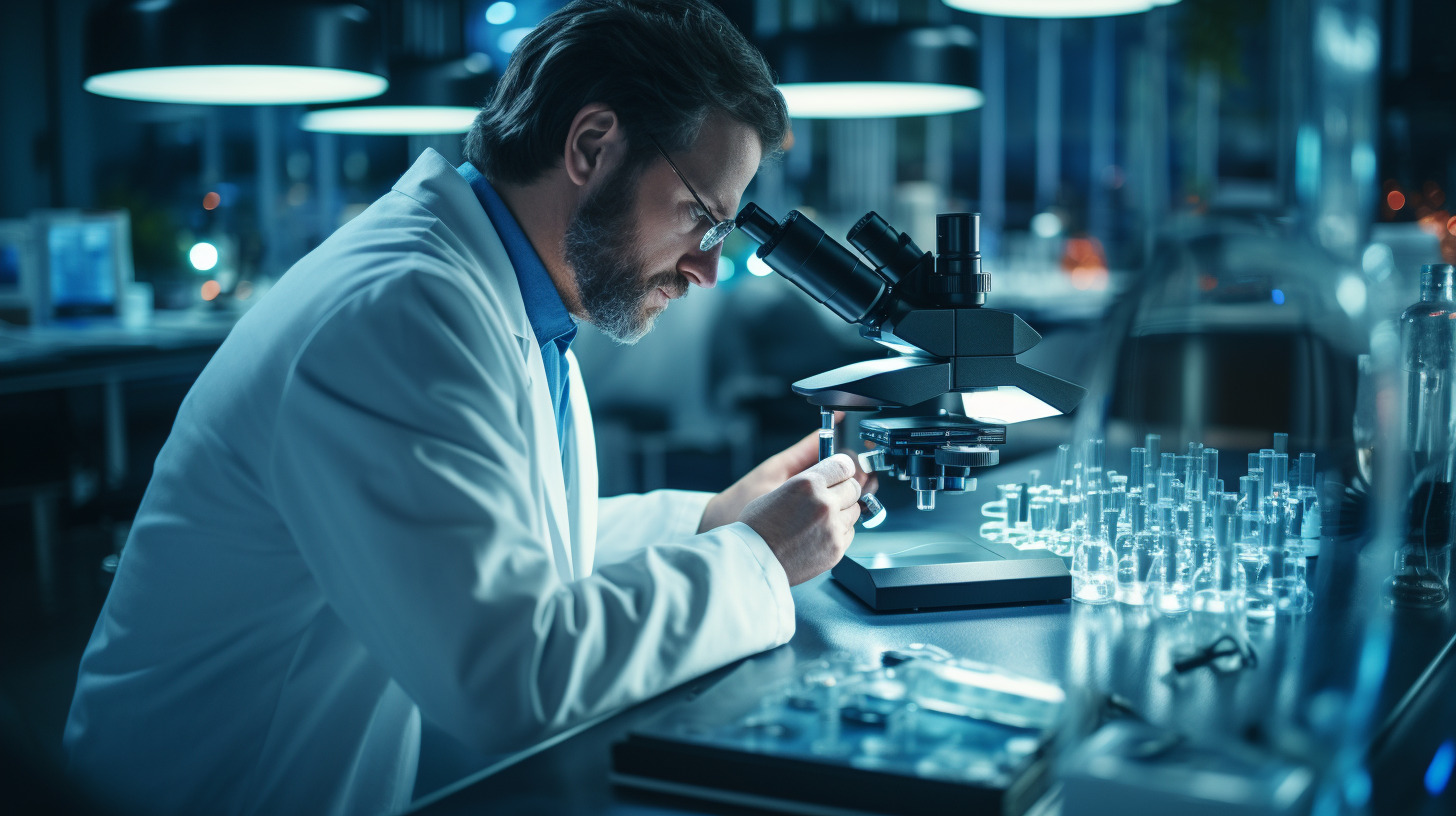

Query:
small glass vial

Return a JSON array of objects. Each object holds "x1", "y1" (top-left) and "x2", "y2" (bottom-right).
[
  {"x1": 1116, "y1": 496, "x2": 1153, "y2": 606},
  {"x1": 1288, "y1": 452, "x2": 1322, "y2": 557},
  {"x1": 1152, "y1": 529, "x2": 1191, "y2": 615}
]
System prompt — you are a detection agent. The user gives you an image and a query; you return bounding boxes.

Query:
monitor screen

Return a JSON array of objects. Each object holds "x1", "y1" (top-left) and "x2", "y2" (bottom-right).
[
  {"x1": 0, "y1": 242, "x2": 19, "y2": 290},
  {"x1": 47, "y1": 218, "x2": 120, "y2": 315},
  {"x1": 0, "y1": 220, "x2": 25, "y2": 299}
]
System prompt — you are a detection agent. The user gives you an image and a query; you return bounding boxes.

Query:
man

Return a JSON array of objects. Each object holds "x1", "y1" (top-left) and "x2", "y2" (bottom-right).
[{"x1": 63, "y1": 1, "x2": 872, "y2": 814}]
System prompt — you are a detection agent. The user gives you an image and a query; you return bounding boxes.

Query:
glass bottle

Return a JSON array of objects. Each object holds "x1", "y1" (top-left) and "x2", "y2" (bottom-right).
[
  {"x1": 1191, "y1": 501, "x2": 1247, "y2": 656},
  {"x1": 1389, "y1": 263, "x2": 1456, "y2": 607}
]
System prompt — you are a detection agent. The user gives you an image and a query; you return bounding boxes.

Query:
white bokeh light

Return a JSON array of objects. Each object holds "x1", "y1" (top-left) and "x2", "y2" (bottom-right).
[
  {"x1": 84, "y1": 66, "x2": 387, "y2": 106},
  {"x1": 777, "y1": 82, "x2": 983, "y2": 119},
  {"x1": 498, "y1": 27, "x2": 533, "y2": 53},
  {"x1": 1030, "y1": 212, "x2": 1063, "y2": 238},
  {"x1": 189, "y1": 242, "x2": 219, "y2": 272},
  {"x1": 300, "y1": 106, "x2": 480, "y2": 135},
  {"x1": 941, "y1": 0, "x2": 1174, "y2": 17},
  {"x1": 1336, "y1": 274, "x2": 1368, "y2": 318},
  {"x1": 485, "y1": 2, "x2": 516, "y2": 25}
]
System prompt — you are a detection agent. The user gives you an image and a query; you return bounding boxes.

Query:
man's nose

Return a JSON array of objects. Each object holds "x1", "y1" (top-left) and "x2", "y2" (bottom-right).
[{"x1": 678, "y1": 243, "x2": 721, "y2": 289}]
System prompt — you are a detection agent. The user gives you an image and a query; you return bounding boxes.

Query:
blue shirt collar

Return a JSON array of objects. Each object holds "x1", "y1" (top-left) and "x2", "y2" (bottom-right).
[{"x1": 456, "y1": 161, "x2": 577, "y2": 349}]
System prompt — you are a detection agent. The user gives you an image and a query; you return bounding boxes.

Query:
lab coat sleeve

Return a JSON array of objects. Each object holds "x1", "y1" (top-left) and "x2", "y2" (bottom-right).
[
  {"x1": 594, "y1": 490, "x2": 712, "y2": 564},
  {"x1": 267, "y1": 269, "x2": 795, "y2": 755}
]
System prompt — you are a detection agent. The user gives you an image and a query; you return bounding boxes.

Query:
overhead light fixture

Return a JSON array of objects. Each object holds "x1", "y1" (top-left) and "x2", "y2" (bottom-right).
[
  {"x1": 762, "y1": 25, "x2": 981, "y2": 119},
  {"x1": 83, "y1": 0, "x2": 389, "y2": 106},
  {"x1": 300, "y1": 55, "x2": 497, "y2": 135},
  {"x1": 941, "y1": 0, "x2": 1181, "y2": 18}
]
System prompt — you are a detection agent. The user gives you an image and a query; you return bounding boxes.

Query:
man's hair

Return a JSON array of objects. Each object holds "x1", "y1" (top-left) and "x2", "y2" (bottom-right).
[{"x1": 463, "y1": 0, "x2": 788, "y2": 185}]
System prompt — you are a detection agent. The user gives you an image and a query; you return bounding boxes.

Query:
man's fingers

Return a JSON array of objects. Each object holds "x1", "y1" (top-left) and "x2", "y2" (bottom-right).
[
  {"x1": 829, "y1": 476, "x2": 862, "y2": 510},
  {"x1": 806, "y1": 453, "x2": 856, "y2": 487}
]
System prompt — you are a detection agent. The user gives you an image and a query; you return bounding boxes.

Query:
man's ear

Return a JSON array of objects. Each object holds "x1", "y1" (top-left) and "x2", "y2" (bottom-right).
[{"x1": 564, "y1": 103, "x2": 627, "y2": 189}]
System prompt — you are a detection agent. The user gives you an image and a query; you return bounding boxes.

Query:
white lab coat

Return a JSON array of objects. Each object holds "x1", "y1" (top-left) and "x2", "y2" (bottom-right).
[{"x1": 62, "y1": 149, "x2": 795, "y2": 816}]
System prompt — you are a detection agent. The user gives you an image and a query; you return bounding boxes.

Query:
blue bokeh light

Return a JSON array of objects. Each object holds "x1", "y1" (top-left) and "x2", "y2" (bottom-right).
[{"x1": 1426, "y1": 739, "x2": 1455, "y2": 796}]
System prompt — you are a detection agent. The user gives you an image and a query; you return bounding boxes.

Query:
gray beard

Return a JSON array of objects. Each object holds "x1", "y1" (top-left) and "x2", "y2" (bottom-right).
[{"x1": 562, "y1": 163, "x2": 689, "y2": 345}]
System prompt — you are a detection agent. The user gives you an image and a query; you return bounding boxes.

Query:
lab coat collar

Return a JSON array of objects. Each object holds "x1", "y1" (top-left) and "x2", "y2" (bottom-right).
[{"x1": 391, "y1": 149, "x2": 531, "y2": 342}]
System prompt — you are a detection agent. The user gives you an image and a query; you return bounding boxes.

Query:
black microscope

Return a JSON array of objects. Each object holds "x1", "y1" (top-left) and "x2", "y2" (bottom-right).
[{"x1": 735, "y1": 203, "x2": 1085, "y2": 609}]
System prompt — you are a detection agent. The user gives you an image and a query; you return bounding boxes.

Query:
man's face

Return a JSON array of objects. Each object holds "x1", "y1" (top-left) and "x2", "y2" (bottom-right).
[{"x1": 562, "y1": 114, "x2": 762, "y2": 344}]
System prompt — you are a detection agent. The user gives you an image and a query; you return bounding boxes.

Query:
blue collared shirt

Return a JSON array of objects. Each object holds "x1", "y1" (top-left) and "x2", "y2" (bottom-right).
[{"x1": 457, "y1": 162, "x2": 577, "y2": 452}]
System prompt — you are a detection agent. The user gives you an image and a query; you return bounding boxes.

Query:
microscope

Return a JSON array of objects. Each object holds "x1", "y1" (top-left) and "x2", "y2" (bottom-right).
[{"x1": 734, "y1": 203, "x2": 1085, "y2": 610}]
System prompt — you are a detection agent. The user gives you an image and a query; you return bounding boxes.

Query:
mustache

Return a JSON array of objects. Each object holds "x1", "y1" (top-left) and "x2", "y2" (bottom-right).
[{"x1": 646, "y1": 271, "x2": 690, "y2": 300}]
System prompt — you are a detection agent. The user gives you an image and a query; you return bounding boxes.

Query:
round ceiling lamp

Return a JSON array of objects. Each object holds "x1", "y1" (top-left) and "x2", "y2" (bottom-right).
[
  {"x1": 300, "y1": 55, "x2": 498, "y2": 135},
  {"x1": 763, "y1": 25, "x2": 982, "y2": 119},
  {"x1": 83, "y1": 0, "x2": 389, "y2": 105},
  {"x1": 941, "y1": 0, "x2": 1181, "y2": 18}
]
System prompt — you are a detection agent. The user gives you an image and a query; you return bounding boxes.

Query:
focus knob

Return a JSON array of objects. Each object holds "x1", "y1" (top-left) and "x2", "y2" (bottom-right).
[{"x1": 934, "y1": 445, "x2": 999, "y2": 468}]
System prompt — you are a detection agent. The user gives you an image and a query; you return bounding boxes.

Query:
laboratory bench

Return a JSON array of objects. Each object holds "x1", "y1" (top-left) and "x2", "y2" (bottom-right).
[
  {"x1": 409, "y1": 455, "x2": 1456, "y2": 816},
  {"x1": 0, "y1": 311, "x2": 236, "y2": 611}
]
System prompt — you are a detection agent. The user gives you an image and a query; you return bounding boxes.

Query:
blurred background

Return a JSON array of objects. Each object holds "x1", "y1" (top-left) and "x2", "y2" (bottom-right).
[{"x1": 1, "y1": 0, "x2": 1453, "y2": 809}]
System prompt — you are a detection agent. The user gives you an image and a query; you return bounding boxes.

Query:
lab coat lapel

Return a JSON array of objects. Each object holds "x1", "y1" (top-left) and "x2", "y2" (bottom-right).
[
  {"x1": 563, "y1": 350, "x2": 598, "y2": 577},
  {"x1": 396, "y1": 149, "x2": 578, "y2": 582},
  {"x1": 522, "y1": 332, "x2": 574, "y2": 581}
]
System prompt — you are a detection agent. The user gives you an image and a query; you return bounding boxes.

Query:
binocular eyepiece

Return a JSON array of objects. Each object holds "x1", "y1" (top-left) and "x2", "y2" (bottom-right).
[{"x1": 735, "y1": 203, "x2": 987, "y2": 326}]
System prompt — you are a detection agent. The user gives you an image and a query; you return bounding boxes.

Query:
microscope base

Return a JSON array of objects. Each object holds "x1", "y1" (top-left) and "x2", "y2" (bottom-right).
[{"x1": 832, "y1": 531, "x2": 1071, "y2": 611}]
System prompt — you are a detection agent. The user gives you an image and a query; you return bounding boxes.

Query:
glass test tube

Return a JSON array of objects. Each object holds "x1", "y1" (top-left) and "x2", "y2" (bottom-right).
[
  {"x1": 1116, "y1": 496, "x2": 1151, "y2": 606},
  {"x1": 1154, "y1": 529, "x2": 1190, "y2": 615},
  {"x1": 1129, "y1": 447, "x2": 1146, "y2": 496},
  {"x1": 1201, "y1": 448, "x2": 1219, "y2": 504},
  {"x1": 1085, "y1": 438, "x2": 1106, "y2": 490},
  {"x1": 1291, "y1": 452, "x2": 1321, "y2": 554},
  {"x1": 819, "y1": 408, "x2": 886, "y2": 528}
]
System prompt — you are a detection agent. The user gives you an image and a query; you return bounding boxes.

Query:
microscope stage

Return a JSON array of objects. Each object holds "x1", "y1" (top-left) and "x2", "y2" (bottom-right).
[{"x1": 832, "y1": 530, "x2": 1071, "y2": 611}]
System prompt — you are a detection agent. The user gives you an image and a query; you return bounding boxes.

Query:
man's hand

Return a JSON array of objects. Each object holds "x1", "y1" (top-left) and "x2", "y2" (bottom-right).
[
  {"x1": 739, "y1": 453, "x2": 864, "y2": 586},
  {"x1": 697, "y1": 416, "x2": 878, "y2": 534}
]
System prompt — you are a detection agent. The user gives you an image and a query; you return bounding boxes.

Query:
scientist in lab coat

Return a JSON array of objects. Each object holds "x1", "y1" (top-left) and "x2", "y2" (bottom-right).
[{"x1": 62, "y1": 1, "x2": 874, "y2": 814}]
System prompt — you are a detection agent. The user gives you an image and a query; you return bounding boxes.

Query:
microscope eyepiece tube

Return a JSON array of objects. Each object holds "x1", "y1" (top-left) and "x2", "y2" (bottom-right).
[
  {"x1": 848, "y1": 211, "x2": 924, "y2": 286},
  {"x1": 933, "y1": 212, "x2": 987, "y2": 306},
  {"x1": 740, "y1": 206, "x2": 889, "y2": 325},
  {"x1": 735, "y1": 202, "x2": 780, "y2": 245}
]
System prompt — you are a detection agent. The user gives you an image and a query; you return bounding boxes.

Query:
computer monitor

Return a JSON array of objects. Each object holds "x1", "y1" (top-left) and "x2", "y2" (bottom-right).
[
  {"x1": 29, "y1": 210, "x2": 135, "y2": 323},
  {"x1": 0, "y1": 219, "x2": 36, "y2": 324}
]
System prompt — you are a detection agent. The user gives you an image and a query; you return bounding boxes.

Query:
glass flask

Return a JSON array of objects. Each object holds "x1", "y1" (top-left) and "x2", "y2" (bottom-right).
[{"x1": 1073, "y1": 507, "x2": 1118, "y2": 605}]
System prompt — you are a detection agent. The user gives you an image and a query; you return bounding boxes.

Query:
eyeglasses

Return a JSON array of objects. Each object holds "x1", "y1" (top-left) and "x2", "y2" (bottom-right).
[{"x1": 649, "y1": 135, "x2": 736, "y2": 252}]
